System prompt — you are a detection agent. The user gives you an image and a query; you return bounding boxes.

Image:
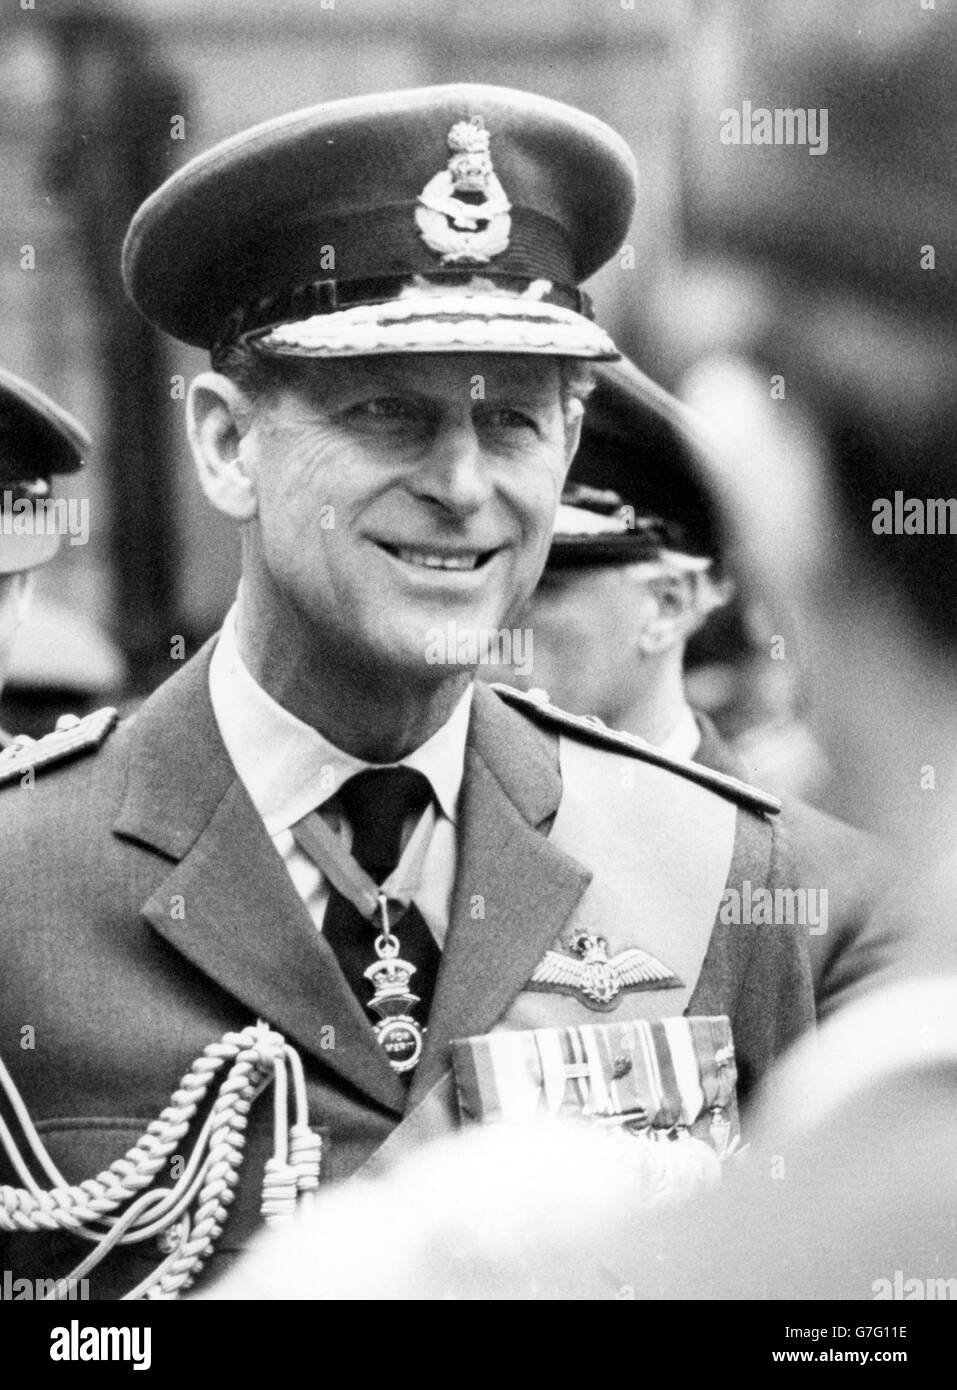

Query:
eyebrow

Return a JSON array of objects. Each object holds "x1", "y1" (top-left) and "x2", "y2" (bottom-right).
[{"x1": 321, "y1": 362, "x2": 560, "y2": 409}]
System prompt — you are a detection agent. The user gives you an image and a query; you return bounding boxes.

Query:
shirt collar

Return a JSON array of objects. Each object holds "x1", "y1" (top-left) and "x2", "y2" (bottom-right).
[
  {"x1": 657, "y1": 703, "x2": 702, "y2": 762},
  {"x1": 208, "y1": 603, "x2": 473, "y2": 836}
]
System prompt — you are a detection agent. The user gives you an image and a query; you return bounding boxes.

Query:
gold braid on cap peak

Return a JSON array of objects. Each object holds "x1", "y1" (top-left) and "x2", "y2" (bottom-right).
[
  {"x1": 254, "y1": 289, "x2": 616, "y2": 360},
  {"x1": 212, "y1": 269, "x2": 599, "y2": 366}
]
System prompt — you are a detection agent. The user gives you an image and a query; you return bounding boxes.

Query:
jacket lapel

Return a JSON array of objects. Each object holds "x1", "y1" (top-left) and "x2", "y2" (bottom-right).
[
  {"x1": 409, "y1": 683, "x2": 592, "y2": 1104},
  {"x1": 114, "y1": 644, "x2": 407, "y2": 1115}
]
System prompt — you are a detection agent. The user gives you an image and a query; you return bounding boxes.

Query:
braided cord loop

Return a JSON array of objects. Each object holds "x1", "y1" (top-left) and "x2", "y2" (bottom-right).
[{"x1": 0, "y1": 1022, "x2": 323, "y2": 1299}]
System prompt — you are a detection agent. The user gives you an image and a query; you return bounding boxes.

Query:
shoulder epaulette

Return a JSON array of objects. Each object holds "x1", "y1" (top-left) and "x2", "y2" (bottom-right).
[
  {"x1": 491, "y1": 684, "x2": 782, "y2": 817},
  {"x1": 0, "y1": 706, "x2": 119, "y2": 787}
]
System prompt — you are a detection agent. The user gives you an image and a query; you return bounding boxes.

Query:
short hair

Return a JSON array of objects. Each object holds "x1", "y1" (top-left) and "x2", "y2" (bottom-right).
[{"x1": 558, "y1": 360, "x2": 597, "y2": 416}]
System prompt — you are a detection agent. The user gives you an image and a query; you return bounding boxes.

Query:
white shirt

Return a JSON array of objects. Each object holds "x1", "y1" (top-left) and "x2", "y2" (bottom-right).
[{"x1": 208, "y1": 604, "x2": 473, "y2": 948}]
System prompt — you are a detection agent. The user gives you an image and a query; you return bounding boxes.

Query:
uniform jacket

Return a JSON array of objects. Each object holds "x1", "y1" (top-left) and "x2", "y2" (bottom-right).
[
  {"x1": 0, "y1": 649, "x2": 816, "y2": 1297},
  {"x1": 693, "y1": 712, "x2": 899, "y2": 1021}
]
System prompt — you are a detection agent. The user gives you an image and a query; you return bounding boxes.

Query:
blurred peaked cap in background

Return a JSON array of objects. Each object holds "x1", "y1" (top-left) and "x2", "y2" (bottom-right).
[
  {"x1": 562, "y1": 355, "x2": 724, "y2": 565},
  {"x1": 0, "y1": 366, "x2": 89, "y2": 486},
  {"x1": 548, "y1": 483, "x2": 706, "y2": 570},
  {"x1": 121, "y1": 84, "x2": 638, "y2": 361},
  {"x1": 0, "y1": 367, "x2": 91, "y2": 577}
]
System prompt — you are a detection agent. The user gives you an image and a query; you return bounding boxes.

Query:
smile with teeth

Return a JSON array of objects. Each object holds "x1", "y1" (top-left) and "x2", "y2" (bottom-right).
[{"x1": 380, "y1": 543, "x2": 495, "y2": 572}]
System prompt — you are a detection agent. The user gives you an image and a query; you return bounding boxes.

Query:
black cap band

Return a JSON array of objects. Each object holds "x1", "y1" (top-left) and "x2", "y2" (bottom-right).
[{"x1": 210, "y1": 200, "x2": 585, "y2": 361}]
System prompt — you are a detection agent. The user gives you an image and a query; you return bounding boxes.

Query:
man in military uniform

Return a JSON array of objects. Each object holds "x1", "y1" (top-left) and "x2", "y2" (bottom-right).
[
  {"x1": 510, "y1": 353, "x2": 822, "y2": 783},
  {"x1": 0, "y1": 86, "x2": 825, "y2": 1299},
  {"x1": 0, "y1": 368, "x2": 91, "y2": 738}
]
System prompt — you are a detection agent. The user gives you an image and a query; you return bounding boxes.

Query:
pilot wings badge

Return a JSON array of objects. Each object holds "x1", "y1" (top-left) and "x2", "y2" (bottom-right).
[
  {"x1": 415, "y1": 115, "x2": 512, "y2": 265},
  {"x1": 530, "y1": 932, "x2": 682, "y2": 1011}
]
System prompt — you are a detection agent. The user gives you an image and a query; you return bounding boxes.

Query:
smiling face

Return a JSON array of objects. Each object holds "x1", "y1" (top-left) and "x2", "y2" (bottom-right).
[{"x1": 223, "y1": 352, "x2": 579, "y2": 685}]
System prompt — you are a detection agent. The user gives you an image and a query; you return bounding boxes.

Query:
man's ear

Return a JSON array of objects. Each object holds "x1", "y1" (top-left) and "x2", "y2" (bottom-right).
[
  {"x1": 186, "y1": 372, "x2": 259, "y2": 521},
  {"x1": 634, "y1": 572, "x2": 696, "y2": 655},
  {"x1": 562, "y1": 399, "x2": 584, "y2": 465}
]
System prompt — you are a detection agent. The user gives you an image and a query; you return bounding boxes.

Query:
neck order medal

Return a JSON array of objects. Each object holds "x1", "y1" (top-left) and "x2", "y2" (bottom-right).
[{"x1": 365, "y1": 893, "x2": 425, "y2": 1073}]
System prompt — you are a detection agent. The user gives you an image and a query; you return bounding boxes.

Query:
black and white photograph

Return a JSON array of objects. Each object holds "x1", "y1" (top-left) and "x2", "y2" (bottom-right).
[{"x1": 0, "y1": 0, "x2": 954, "y2": 1348}]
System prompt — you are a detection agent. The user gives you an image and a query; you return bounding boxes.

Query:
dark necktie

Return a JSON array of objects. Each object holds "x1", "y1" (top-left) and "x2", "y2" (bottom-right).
[{"x1": 321, "y1": 766, "x2": 441, "y2": 1026}]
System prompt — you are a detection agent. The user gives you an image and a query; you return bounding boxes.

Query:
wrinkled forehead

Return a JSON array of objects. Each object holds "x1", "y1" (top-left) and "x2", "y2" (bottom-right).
[{"x1": 259, "y1": 351, "x2": 565, "y2": 406}]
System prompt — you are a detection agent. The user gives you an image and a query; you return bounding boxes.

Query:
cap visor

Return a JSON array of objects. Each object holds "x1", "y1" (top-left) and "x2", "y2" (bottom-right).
[
  {"x1": 250, "y1": 293, "x2": 619, "y2": 359},
  {"x1": 547, "y1": 536, "x2": 662, "y2": 567}
]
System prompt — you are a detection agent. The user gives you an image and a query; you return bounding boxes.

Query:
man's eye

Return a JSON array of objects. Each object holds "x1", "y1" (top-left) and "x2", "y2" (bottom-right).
[
  {"x1": 480, "y1": 407, "x2": 539, "y2": 432},
  {"x1": 346, "y1": 397, "x2": 419, "y2": 422}
]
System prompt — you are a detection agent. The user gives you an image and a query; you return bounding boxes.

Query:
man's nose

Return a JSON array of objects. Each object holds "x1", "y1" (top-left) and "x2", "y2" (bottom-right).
[{"x1": 413, "y1": 418, "x2": 494, "y2": 515}]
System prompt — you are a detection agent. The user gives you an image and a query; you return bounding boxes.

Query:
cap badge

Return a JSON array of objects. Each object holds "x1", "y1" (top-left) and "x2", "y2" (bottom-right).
[{"x1": 415, "y1": 115, "x2": 512, "y2": 265}]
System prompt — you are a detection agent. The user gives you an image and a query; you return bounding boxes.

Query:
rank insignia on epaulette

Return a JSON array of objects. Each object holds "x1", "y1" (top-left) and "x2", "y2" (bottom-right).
[
  {"x1": 0, "y1": 706, "x2": 118, "y2": 786},
  {"x1": 529, "y1": 931, "x2": 682, "y2": 1010},
  {"x1": 491, "y1": 683, "x2": 783, "y2": 817}
]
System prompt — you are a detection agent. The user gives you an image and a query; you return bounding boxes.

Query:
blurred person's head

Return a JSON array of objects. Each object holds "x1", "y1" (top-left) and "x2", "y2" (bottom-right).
[
  {"x1": 504, "y1": 358, "x2": 734, "y2": 744},
  {"x1": 0, "y1": 368, "x2": 89, "y2": 703},
  {"x1": 674, "y1": 4, "x2": 957, "y2": 862},
  {"x1": 515, "y1": 482, "x2": 732, "y2": 742}
]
